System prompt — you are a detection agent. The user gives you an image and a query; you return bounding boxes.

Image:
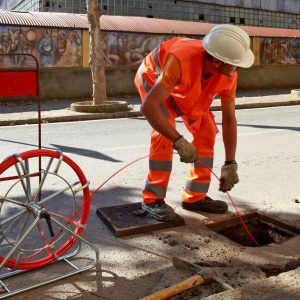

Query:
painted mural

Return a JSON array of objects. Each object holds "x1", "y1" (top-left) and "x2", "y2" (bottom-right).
[
  {"x1": 0, "y1": 26, "x2": 82, "y2": 67},
  {"x1": 260, "y1": 37, "x2": 300, "y2": 64},
  {"x1": 101, "y1": 32, "x2": 172, "y2": 65}
]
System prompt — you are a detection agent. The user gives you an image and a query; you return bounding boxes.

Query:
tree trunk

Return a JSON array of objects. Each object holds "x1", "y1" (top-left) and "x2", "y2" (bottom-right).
[{"x1": 86, "y1": 0, "x2": 107, "y2": 105}]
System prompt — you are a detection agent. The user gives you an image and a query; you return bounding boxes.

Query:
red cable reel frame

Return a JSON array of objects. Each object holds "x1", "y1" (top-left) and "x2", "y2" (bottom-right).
[
  {"x1": 0, "y1": 54, "x2": 91, "y2": 269},
  {"x1": 0, "y1": 149, "x2": 91, "y2": 269}
]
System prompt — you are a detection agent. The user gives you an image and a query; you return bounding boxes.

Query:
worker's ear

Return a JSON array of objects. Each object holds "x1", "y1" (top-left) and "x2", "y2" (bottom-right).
[{"x1": 212, "y1": 58, "x2": 223, "y2": 69}]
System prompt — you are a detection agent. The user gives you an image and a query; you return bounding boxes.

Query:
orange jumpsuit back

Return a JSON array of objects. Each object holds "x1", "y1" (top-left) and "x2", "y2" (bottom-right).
[{"x1": 134, "y1": 37, "x2": 237, "y2": 204}]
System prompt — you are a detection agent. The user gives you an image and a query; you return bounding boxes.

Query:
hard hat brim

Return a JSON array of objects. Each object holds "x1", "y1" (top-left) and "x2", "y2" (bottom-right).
[
  {"x1": 237, "y1": 49, "x2": 255, "y2": 68},
  {"x1": 204, "y1": 44, "x2": 255, "y2": 68}
]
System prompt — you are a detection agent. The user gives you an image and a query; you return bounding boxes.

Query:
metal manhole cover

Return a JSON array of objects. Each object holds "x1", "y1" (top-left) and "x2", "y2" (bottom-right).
[{"x1": 96, "y1": 202, "x2": 185, "y2": 237}]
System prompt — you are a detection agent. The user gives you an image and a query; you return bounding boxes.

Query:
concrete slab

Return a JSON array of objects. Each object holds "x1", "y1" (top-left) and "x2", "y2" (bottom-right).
[{"x1": 202, "y1": 267, "x2": 300, "y2": 300}]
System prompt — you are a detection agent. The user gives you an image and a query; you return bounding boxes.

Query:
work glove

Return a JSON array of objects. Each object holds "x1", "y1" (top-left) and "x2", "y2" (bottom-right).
[
  {"x1": 219, "y1": 161, "x2": 239, "y2": 192},
  {"x1": 173, "y1": 136, "x2": 198, "y2": 163}
]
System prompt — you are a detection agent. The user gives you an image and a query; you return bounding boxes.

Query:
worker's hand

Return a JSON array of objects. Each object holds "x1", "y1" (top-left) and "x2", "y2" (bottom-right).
[
  {"x1": 173, "y1": 136, "x2": 198, "y2": 163},
  {"x1": 219, "y1": 162, "x2": 239, "y2": 192}
]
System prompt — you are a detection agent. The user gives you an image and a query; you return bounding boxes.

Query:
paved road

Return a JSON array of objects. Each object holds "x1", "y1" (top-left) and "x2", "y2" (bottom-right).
[
  {"x1": 0, "y1": 105, "x2": 300, "y2": 299},
  {"x1": 1, "y1": 105, "x2": 299, "y2": 225}
]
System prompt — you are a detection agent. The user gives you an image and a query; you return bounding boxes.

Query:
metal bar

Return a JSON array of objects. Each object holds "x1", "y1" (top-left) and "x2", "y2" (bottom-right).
[
  {"x1": 33, "y1": 158, "x2": 54, "y2": 202},
  {"x1": 0, "y1": 197, "x2": 26, "y2": 207},
  {"x1": 10, "y1": 213, "x2": 31, "y2": 270},
  {"x1": 0, "y1": 280, "x2": 9, "y2": 293},
  {"x1": 0, "y1": 213, "x2": 25, "y2": 245},
  {"x1": 0, "y1": 210, "x2": 27, "y2": 227},
  {"x1": 0, "y1": 246, "x2": 80, "y2": 280},
  {"x1": 53, "y1": 152, "x2": 63, "y2": 174},
  {"x1": 14, "y1": 163, "x2": 30, "y2": 203},
  {"x1": 24, "y1": 160, "x2": 32, "y2": 202},
  {"x1": 0, "y1": 260, "x2": 97, "y2": 299},
  {"x1": 0, "y1": 241, "x2": 98, "y2": 299},
  {"x1": 38, "y1": 181, "x2": 80, "y2": 205},
  {"x1": 49, "y1": 217, "x2": 99, "y2": 258},
  {"x1": 0, "y1": 215, "x2": 40, "y2": 269},
  {"x1": 63, "y1": 258, "x2": 80, "y2": 270}
]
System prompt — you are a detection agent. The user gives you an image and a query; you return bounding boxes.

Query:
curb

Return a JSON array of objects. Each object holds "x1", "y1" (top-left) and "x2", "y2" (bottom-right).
[
  {"x1": 211, "y1": 98, "x2": 300, "y2": 111},
  {"x1": 1, "y1": 99, "x2": 300, "y2": 126},
  {"x1": 0, "y1": 110, "x2": 143, "y2": 126}
]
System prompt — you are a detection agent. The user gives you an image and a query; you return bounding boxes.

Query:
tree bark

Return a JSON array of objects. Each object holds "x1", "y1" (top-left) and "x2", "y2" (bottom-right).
[{"x1": 86, "y1": 0, "x2": 107, "y2": 105}]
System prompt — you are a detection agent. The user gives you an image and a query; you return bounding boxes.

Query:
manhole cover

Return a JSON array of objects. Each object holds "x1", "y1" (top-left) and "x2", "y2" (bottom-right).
[
  {"x1": 96, "y1": 202, "x2": 184, "y2": 237},
  {"x1": 207, "y1": 212, "x2": 300, "y2": 247}
]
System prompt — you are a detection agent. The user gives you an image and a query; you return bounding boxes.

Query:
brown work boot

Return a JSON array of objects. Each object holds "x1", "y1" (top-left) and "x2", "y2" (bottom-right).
[{"x1": 182, "y1": 196, "x2": 228, "y2": 214}]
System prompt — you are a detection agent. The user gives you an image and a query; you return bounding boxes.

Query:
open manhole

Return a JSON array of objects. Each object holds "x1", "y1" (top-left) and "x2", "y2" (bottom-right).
[{"x1": 207, "y1": 212, "x2": 300, "y2": 247}]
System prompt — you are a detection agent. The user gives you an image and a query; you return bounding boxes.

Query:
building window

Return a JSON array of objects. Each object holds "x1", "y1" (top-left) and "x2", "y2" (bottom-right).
[
  {"x1": 199, "y1": 14, "x2": 204, "y2": 20},
  {"x1": 240, "y1": 18, "x2": 245, "y2": 24},
  {"x1": 230, "y1": 17, "x2": 235, "y2": 23}
]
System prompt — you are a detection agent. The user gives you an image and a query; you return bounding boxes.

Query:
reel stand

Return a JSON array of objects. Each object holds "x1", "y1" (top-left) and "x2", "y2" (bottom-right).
[{"x1": 0, "y1": 149, "x2": 99, "y2": 298}]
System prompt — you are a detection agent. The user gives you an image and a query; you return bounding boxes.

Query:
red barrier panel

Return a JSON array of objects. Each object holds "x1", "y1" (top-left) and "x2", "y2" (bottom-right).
[
  {"x1": 0, "y1": 70, "x2": 38, "y2": 97},
  {"x1": 0, "y1": 53, "x2": 41, "y2": 149}
]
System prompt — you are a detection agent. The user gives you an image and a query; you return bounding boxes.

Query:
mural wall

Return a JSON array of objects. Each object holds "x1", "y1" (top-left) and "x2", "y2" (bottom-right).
[
  {"x1": 101, "y1": 32, "x2": 173, "y2": 65},
  {"x1": 0, "y1": 26, "x2": 82, "y2": 67},
  {"x1": 1, "y1": 25, "x2": 300, "y2": 67},
  {"x1": 260, "y1": 37, "x2": 300, "y2": 64}
]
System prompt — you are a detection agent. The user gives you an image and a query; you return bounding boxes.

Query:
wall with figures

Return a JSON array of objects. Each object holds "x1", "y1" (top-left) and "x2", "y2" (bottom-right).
[
  {"x1": 2, "y1": 25, "x2": 300, "y2": 69},
  {"x1": 0, "y1": 26, "x2": 82, "y2": 67},
  {"x1": 1, "y1": 23, "x2": 300, "y2": 99}
]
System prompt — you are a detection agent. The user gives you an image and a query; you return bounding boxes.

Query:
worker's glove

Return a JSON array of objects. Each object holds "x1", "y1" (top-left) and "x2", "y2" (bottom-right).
[
  {"x1": 219, "y1": 161, "x2": 239, "y2": 192},
  {"x1": 173, "y1": 136, "x2": 198, "y2": 163}
]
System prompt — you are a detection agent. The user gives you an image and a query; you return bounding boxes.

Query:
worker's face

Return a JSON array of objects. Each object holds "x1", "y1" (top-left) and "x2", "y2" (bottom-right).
[{"x1": 214, "y1": 59, "x2": 238, "y2": 77}]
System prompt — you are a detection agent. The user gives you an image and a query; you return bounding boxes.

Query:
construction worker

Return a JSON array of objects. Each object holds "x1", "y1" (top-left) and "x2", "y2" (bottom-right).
[{"x1": 134, "y1": 24, "x2": 254, "y2": 222}]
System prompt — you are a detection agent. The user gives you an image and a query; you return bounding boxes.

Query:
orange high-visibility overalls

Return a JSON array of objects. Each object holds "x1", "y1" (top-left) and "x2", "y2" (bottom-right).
[{"x1": 134, "y1": 37, "x2": 237, "y2": 204}]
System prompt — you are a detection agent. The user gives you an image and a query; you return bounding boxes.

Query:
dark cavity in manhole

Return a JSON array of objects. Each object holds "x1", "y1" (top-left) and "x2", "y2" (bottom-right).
[{"x1": 207, "y1": 212, "x2": 300, "y2": 247}]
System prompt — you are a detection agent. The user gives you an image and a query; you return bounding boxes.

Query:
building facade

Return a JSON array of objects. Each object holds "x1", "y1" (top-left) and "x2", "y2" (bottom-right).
[
  {"x1": 0, "y1": 12, "x2": 300, "y2": 98},
  {"x1": 1, "y1": 1, "x2": 300, "y2": 29}
]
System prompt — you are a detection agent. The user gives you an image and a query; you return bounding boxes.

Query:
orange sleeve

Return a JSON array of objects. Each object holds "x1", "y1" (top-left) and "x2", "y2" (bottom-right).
[{"x1": 157, "y1": 54, "x2": 181, "y2": 91}]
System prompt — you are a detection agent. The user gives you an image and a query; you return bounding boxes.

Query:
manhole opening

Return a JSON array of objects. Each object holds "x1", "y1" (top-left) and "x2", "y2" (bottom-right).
[{"x1": 207, "y1": 212, "x2": 300, "y2": 247}]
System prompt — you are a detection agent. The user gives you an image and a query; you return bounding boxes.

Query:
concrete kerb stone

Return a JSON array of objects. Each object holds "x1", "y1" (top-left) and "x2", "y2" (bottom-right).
[
  {"x1": 1, "y1": 93, "x2": 300, "y2": 127},
  {"x1": 291, "y1": 89, "x2": 300, "y2": 97}
]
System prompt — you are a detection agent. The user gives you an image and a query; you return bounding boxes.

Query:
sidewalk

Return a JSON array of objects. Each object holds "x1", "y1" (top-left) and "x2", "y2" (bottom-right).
[{"x1": 0, "y1": 89, "x2": 299, "y2": 126}]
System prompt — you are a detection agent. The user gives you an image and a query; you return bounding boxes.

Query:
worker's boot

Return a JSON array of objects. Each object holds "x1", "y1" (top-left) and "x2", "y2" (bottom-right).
[
  {"x1": 182, "y1": 196, "x2": 228, "y2": 213},
  {"x1": 142, "y1": 200, "x2": 177, "y2": 222}
]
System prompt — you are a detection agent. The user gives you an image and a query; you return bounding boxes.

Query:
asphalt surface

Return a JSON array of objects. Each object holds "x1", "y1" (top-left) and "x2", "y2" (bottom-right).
[{"x1": 0, "y1": 90, "x2": 300, "y2": 300}]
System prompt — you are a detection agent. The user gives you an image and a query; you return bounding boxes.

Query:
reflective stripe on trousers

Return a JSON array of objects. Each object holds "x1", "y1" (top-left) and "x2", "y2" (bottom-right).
[
  {"x1": 143, "y1": 115, "x2": 175, "y2": 203},
  {"x1": 143, "y1": 109, "x2": 217, "y2": 204},
  {"x1": 182, "y1": 113, "x2": 217, "y2": 203}
]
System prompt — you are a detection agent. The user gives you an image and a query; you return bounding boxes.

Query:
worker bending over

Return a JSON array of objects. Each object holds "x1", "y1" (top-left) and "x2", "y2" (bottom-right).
[{"x1": 134, "y1": 24, "x2": 254, "y2": 222}]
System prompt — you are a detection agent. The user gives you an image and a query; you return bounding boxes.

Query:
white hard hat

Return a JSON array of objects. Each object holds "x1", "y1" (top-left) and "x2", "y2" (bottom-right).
[{"x1": 203, "y1": 24, "x2": 254, "y2": 68}]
